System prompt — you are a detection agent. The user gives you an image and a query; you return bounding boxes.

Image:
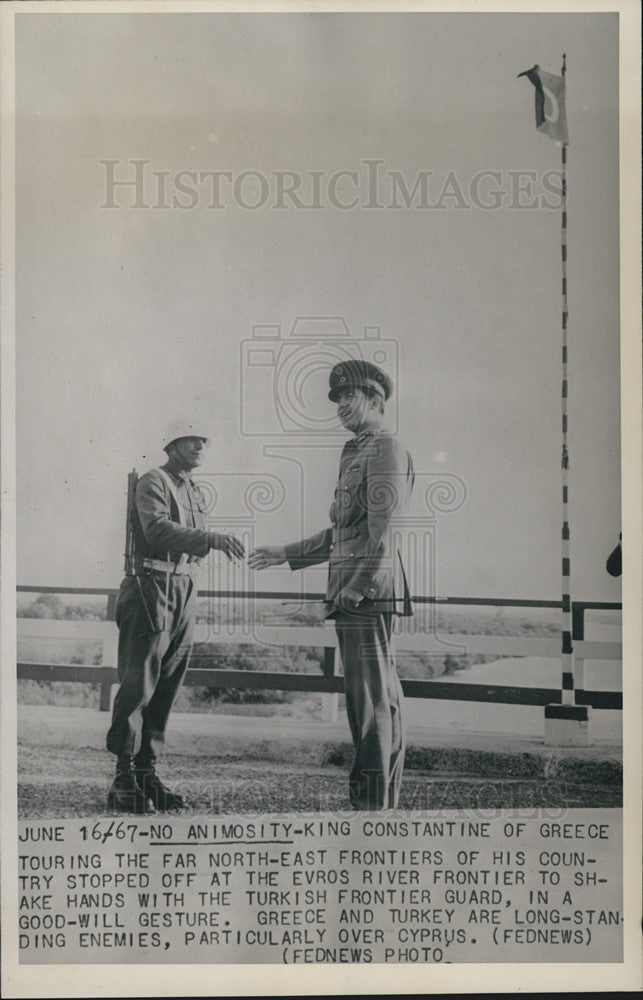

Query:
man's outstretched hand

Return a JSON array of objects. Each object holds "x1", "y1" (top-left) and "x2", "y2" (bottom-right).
[
  {"x1": 209, "y1": 532, "x2": 246, "y2": 563},
  {"x1": 248, "y1": 545, "x2": 287, "y2": 570}
]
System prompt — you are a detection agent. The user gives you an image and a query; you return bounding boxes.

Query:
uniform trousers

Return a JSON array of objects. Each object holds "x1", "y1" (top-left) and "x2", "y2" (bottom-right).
[
  {"x1": 334, "y1": 610, "x2": 405, "y2": 810},
  {"x1": 106, "y1": 572, "x2": 195, "y2": 761}
]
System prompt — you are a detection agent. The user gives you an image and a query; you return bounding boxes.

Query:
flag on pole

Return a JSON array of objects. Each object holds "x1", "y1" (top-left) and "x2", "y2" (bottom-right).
[{"x1": 518, "y1": 64, "x2": 569, "y2": 144}]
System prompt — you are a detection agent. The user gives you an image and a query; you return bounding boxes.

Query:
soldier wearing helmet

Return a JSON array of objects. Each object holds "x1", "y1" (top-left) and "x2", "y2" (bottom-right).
[
  {"x1": 250, "y1": 360, "x2": 414, "y2": 811},
  {"x1": 106, "y1": 420, "x2": 245, "y2": 813}
]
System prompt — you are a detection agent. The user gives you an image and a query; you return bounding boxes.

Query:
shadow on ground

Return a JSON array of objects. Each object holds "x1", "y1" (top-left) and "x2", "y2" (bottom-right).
[{"x1": 18, "y1": 745, "x2": 622, "y2": 819}]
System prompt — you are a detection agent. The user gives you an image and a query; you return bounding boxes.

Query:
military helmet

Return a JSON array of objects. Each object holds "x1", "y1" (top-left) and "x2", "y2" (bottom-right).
[{"x1": 162, "y1": 420, "x2": 211, "y2": 452}]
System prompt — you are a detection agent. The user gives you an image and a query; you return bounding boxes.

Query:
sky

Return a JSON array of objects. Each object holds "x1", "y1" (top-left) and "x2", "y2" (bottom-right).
[{"x1": 14, "y1": 9, "x2": 623, "y2": 603}]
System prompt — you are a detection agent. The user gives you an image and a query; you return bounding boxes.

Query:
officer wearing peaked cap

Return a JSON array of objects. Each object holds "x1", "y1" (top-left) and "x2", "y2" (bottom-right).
[
  {"x1": 106, "y1": 420, "x2": 245, "y2": 814},
  {"x1": 327, "y1": 359, "x2": 394, "y2": 402},
  {"x1": 250, "y1": 360, "x2": 414, "y2": 810}
]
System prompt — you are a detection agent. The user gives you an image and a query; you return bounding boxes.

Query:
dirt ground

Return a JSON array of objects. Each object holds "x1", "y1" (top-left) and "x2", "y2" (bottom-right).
[
  {"x1": 17, "y1": 704, "x2": 622, "y2": 817},
  {"x1": 18, "y1": 744, "x2": 622, "y2": 819}
]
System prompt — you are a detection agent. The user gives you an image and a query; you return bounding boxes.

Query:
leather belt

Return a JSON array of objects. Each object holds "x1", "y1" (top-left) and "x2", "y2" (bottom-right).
[{"x1": 139, "y1": 557, "x2": 199, "y2": 576}]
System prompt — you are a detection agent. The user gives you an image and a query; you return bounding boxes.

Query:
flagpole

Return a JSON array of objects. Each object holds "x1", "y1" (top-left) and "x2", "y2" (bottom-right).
[
  {"x1": 519, "y1": 54, "x2": 590, "y2": 742},
  {"x1": 559, "y1": 52, "x2": 574, "y2": 707}
]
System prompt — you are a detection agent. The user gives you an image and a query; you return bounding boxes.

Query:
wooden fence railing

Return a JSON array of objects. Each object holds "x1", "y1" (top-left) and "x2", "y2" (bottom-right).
[{"x1": 16, "y1": 586, "x2": 622, "y2": 718}]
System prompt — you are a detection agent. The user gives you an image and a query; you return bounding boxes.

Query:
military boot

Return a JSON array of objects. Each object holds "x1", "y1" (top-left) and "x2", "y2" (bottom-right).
[
  {"x1": 107, "y1": 756, "x2": 156, "y2": 814},
  {"x1": 134, "y1": 757, "x2": 186, "y2": 812}
]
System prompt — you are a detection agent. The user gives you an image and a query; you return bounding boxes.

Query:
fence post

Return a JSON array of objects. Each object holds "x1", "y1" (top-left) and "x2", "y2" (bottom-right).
[
  {"x1": 99, "y1": 673, "x2": 113, "y2": 713},
  {"x1": 100, "y1": 594, "x2": 119, "y2": 712},
  {"x1": 321, "y1": 646, "x2": 339, "y2": 723},
  {"x1": 106, "y1": 592, "x2": 117, "y2": 621},
  {"x1": 545, "y1": 601, "x2": 592, "y2": 747}
]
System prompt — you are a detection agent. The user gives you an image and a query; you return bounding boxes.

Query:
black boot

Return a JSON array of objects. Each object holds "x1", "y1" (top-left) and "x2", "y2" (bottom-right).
[
  {"x1": 107, "y1": 756, "x2": 156, "y2": 814},
  {"x1": 134, "y1": 757, "x2": 186, "y2": 812}
]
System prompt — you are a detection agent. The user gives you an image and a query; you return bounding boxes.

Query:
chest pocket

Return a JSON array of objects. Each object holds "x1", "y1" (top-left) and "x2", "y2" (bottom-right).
[{"x1": 191, "y1": 486, "x2": 208, "y2": 516}]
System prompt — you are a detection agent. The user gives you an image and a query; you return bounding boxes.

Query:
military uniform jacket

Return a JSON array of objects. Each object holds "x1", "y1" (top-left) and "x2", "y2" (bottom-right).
[
  {"x1": 284, "y1": 430, "x2": 415, "y2": 615},
  {"x1": 132, "y1": 465, "x2": 210, "y2": 568}
]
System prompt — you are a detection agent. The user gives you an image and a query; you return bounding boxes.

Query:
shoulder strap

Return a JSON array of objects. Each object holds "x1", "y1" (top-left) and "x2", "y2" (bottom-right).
[{"x1": 156, "y1": 467, "x2": 186, "y2": 527}]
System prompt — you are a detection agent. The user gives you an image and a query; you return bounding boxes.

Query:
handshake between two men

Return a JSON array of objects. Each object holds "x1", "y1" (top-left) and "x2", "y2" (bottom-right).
[
  {"x1": 107, "y1": 359, "x2": 414, "y2": 815},
  {"x1": 186, "y1": 535, "x2": 368, "y2": 616}
]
